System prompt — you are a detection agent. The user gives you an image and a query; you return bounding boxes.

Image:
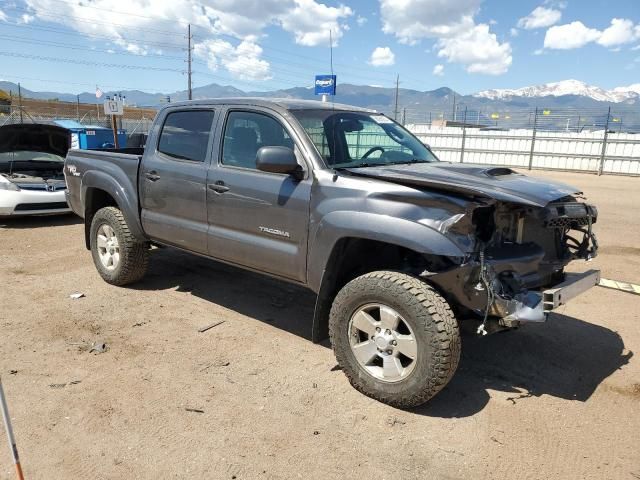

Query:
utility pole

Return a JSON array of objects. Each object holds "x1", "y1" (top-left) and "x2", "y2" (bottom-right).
[
  {"x1": 598, "y1": 106, "x2": 611, "y2": 176},
  {"x1": 528, "y1": 107, "x2": 539, "y2": 170},
  {"x1": 402, "y1": 107, "x2": 406, "y2": 125},
  {"x1": 393, "y1": 74, "x2": 399, "y2": 121},
  {"x1": 76, "y1": 95, "x2": 80, "y2": 122},
  {"x1": 460, "y1": 107, "x2": 468, "y2": 163},
  {"x1": 187, "y1": 24, "x2": 193, "y2": 100},
  {"x1": 452, "y1": 93, "x2": 456, "y2": 122},
  {"x1": 18, "y1": 83, "x2": 23, "y2": 124}
]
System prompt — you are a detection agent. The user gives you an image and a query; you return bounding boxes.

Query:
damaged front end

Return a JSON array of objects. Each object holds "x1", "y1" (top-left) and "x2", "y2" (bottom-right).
[{"x1": 428, "y1": 196, "x2": 600, "y2": 334}]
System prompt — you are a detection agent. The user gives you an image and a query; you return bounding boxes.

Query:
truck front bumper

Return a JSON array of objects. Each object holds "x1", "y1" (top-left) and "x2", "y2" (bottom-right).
[{"x1": 494, "y1": 269, "x2": 601, "y2": 325}]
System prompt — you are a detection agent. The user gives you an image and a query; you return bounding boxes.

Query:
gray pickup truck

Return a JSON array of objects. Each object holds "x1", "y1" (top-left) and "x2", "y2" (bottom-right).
[{"x1": 65, "y1": 98, "x2": 599, "y2": 407}]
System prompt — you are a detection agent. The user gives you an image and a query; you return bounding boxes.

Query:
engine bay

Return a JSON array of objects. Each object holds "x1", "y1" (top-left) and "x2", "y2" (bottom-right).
[{"x1": 1, "y1": 164, "x2": 66, "y2": 189}]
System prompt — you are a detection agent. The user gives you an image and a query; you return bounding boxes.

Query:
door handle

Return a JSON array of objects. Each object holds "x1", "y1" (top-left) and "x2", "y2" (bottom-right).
[
  {"x1": 208, "y1": 181, "x2": 229, "y2": 193},
  {"x1": 144, "y1": 171, "x2": 160, "y2": 181}
]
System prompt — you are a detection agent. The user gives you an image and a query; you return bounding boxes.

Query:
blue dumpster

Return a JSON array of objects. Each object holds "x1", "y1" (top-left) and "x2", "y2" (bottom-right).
[{"x1": 53, "y1": 119, "x2": 126, "y2": 149}]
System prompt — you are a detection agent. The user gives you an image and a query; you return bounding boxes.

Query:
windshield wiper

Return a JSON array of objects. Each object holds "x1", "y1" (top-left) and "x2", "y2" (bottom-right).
[
  {"x1": 385, "y1": 158, "x2": 430, "y2": 165},
  {"x1": 333, "y1": 162, "x2": 372, "y2": 169}
]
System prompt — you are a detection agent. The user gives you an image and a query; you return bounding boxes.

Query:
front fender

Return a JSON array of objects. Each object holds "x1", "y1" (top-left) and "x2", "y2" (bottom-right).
[
  {"x1": 81, "y1": 169, "x2": 145, "y2": 241},
  {"x1": 307, "y1": 210, "x2": 466, "y2": 292}
]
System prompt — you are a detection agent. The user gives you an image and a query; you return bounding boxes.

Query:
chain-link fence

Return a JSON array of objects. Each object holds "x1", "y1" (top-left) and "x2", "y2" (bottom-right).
[
  {"x1": 0, "y1": 98, "x2": 157, "y2": 136},
  {"x1": 402, "y1": 105, "x2": 640, "y2": 134},
  {"x1": 402, "y1": 106, "x2": 640, "y2": 176}
]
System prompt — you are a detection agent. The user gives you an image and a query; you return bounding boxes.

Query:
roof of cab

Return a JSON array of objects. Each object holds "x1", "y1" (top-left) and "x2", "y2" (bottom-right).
[{"x1": 161, "y1": 97, "x2": 376, "y2": 113}]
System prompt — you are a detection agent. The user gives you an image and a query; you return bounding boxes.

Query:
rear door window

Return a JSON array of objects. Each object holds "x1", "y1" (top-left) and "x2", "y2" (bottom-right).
[{"x1": 158, "y1": 110, "x2": 215, "y2": 162}]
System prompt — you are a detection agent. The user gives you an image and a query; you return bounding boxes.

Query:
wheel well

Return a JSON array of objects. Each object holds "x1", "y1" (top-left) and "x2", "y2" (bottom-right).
[
  {"x1": 312, "y1": 237, "x2": 453, "y2": 343},
  {"x1": 84, "y1": 188, "x2": 118, "y2": 249}
]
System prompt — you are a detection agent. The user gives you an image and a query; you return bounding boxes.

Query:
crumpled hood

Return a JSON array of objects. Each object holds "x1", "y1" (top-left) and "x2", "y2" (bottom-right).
[
  {"x1": 0, "y1": 123, "x2": 70, "y2": 157},
  {"x1": 344, "y1": 162, "x2": 582, "y2": 207}
]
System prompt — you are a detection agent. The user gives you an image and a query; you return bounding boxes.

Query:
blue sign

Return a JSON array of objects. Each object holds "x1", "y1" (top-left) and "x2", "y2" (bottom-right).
[{"x1": 315, "y1": 75, "x2": 337, "y2": 96}]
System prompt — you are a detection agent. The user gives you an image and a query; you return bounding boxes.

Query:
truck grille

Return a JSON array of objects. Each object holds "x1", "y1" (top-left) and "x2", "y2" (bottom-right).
[
  {"x1": 546, "y1": 216, "x2": 590, "y2": 229},
  {"x1": 543, "y1": 202, "x2": 595, "y2": 230},
  {"x1": 16, "y1": 184, "x2": 67, "y2": 192},
  {"x1": 14, "y1": 202, "x2": 69, "y2": 211}
]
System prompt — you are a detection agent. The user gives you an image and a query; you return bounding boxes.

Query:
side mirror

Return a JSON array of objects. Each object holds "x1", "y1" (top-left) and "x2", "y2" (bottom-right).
[{"x1": 256, "y1": 146, "x2": 303, "y2": 180}]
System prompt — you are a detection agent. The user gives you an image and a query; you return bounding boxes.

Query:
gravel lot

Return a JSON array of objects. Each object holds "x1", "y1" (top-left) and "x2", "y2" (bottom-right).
[{"x1": 1, "y1": 170, "x2": 639, "y2": 480}]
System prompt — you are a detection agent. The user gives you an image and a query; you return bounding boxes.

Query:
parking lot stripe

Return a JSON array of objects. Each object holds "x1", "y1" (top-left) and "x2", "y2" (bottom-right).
[{"x1": 599, "y1": 278, "x2": 640, "y2": 295}]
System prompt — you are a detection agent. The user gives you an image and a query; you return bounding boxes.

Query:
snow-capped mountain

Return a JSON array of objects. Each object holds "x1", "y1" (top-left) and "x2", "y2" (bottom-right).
[{"x1": 475, "y1": 80, "x2": 640, "y2": 103}]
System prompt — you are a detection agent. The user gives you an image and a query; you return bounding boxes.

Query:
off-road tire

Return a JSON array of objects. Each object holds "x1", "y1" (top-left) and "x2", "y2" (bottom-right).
[
  {"x1": 329, "y1": 271, "x2": 460, "y2": 408},
  {"x1": 90, "y1": 206, "x2": 149, "y2": 286}
]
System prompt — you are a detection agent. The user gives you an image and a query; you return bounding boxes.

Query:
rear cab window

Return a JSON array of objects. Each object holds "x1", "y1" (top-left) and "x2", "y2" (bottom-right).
[{"x1": 157, "y1": 110, "x2": 215, "y2": 162}]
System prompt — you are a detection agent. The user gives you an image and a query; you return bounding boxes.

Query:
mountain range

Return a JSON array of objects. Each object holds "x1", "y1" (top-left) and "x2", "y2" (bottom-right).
[
  {"x1": 475, "y1": 80, "x2": 640, "y2": 104},
  {"x1": 1, "y1": 79, "x2": 639, "y2": 130}
]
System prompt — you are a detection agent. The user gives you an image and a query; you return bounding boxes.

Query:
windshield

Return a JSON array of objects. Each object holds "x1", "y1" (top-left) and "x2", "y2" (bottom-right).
[
  {"x1": 0, "y1": 151, "x2": 64, "y2": 163},
  {"x1": 291, "y1": 109, "x2": 438, "y2": 168}
]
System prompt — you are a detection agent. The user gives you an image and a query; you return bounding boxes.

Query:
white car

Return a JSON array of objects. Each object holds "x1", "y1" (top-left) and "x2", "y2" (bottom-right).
[{"x1": 0, "y1": 123, "x2": 71, "y2": 216}]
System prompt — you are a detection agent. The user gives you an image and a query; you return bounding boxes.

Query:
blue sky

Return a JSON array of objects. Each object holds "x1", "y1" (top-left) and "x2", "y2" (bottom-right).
[{"x1": 0, "y1": 0, "x2": 638, "y2": 96}]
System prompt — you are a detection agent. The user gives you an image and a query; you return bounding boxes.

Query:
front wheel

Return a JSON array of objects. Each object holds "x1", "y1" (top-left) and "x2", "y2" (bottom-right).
[
  {"x1": 329, "y1": 271, "x2": 460, "y2": 408},
  {"x1": 90, "y1": 206, "x2": 149, "y2": 286}
]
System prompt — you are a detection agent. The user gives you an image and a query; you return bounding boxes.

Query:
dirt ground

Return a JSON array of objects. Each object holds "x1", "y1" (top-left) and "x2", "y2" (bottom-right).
[{"x1": 1, "y1": 170, "x2": 639, "y2": 480}]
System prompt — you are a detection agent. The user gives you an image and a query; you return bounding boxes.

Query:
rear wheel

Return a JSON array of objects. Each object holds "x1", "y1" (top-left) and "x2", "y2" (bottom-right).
[
  {"x1": 329, "y1": 271, "x2": 460, "y2": 408},
  {"x1": 90, "y1": 206, "x2": 149, "y2": 285}
]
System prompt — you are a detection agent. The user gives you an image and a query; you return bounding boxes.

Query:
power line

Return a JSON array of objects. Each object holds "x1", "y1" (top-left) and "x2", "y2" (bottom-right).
[
  {"x1": 0, "y1": 73, "x2": 168, "y2": 94},
  {"x1": 0, "y1": 31, "x2": 319, "y2": 84},
  {"x1": 0, "y1": 23, "x2": 184, "y2": 50},
  {"x1": 30, "y1": 0, "x2": 201, "y2": 25},
  {"x1": 0, "y1": 51, "x2": 184, "y2": 73},
  {"x1": 5, "y1": 5, "x2": 187, "y2": 38},
  {"x1": 0, "y1": 34, "x2": 186, "y2": 61},
  {"x1": 0, "y1": 23, "x2": 396, "y2": 88},
  {"x1": 1, "y1": 16, "x2": 400, "y2": 88}
]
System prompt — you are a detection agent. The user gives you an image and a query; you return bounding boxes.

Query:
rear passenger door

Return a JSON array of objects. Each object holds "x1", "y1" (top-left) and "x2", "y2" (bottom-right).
[
  {"x1": 206, "y1": 108, "x2": 312, "y2": 282},
  {"x1": 140, "y1": 108, "x2": 216, "y2": 254}
]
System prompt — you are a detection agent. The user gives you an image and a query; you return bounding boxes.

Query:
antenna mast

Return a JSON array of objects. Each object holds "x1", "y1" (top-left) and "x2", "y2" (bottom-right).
[
  {"x1": 330, "y1": 29, "x2": 334, "y2": 75},
  {"x1": 394, "y1": 75, "x2": 399, "y2": 120}
]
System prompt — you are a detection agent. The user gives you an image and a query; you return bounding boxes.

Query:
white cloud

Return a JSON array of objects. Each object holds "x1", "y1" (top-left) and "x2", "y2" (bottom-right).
[
  {"x1": 597, "y1": 18, "x2": 640, "y2": 47},
  {"x1": 279, "y1": 0, "x2": 353, "y2": 47},
  {"x1": 517, "y1": 6, "x2": 561, "y2": 30},
  {"x1": 368, "y1": 47, "x2": 396, "y2": 67},
  {"x1": 0, "y1": 9, "x2": 7, "y2": 22},
  {"x1": 437, "y1": 24, "x2": 512, "y2": 75},
  {"x1": 369, "y1": 47, "x2": 395, "y2": 66},
  {"x1": 510, "y1": 27, "x2": 519, "y2": 37},
  {"x1": 356, "y1": 15, "x2": 367, "y2": 26},
  {"x1": 21, "y1": 0, "x2": 353, "y2": 82},
  {"x1": 380, "y1": 0, "x2": 480, "y2": 45},
  {"x1": 544, "y1": 21, "x2": 601, "y2": 49},
  {"x1": 379, "y1": 0, "x2": 511, "y2": 75},
  {"x1": 433, "y1": 64, "x2": 444, "y2": 76},
  {"x1": 20, "y1": 14, "x2": 35, "y2": 24},
  {"x1": 194, "y1": 36, "x2": 271, "y2": 80},
  {"x1": 541, "y1": 18, "x2": 640, "y2": 51}
]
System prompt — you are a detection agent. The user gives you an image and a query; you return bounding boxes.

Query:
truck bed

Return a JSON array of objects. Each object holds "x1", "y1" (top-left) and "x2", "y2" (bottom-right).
[{"x1": 64, "y1": 148, "x2": 143, "y2": 220}]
